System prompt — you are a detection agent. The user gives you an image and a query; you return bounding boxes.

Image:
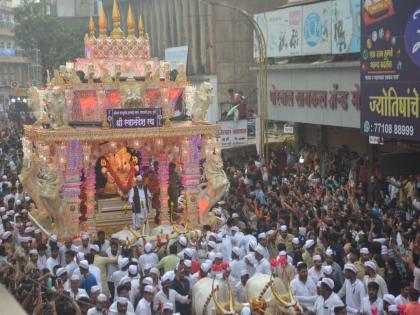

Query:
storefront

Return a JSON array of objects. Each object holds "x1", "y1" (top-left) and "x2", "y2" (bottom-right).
[{"x1": 266, "y1": 61, "x2": 368, "y2": 155}]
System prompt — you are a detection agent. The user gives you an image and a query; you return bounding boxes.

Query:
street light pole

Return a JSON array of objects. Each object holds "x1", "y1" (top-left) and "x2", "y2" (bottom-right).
[{"x1": 201, "y1": 0, "x2": 268, "y2": 160}]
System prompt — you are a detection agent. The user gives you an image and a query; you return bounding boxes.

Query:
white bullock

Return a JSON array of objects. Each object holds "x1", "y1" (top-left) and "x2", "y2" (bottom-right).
[{"x1": 245, "y1": 273, "x2": 301, "y2": 315}]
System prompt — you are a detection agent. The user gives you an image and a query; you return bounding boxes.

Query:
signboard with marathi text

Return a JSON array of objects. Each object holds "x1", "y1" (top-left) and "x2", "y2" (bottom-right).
[
  {"x1": 106, "y1": 108, "x2": 163, "y2": 129},
  {"x1": 268, "y1": 66, "x2": 360, "y2": 128},
  {"x1": 218, "y1": 120, "x2": 248, "y2": 148},
  {"x1": 361, "y1": 0, "x2": 420, "y2": 141}
]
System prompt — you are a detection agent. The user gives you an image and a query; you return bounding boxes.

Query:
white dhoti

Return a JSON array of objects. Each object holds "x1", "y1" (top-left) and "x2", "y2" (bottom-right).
[{"x1": 132, "y1": 213, "x2": 144, "y2": 231}]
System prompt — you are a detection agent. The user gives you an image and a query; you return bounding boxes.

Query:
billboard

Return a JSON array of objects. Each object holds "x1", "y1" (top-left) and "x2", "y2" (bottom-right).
[
  {"x1": 164, "y1": 46, "x2": 188, "y2": 70},
  {"x1": 255, "y1": 0, "x2": 361, "y2": 58},
  {"x1": 332, "y1": 0, "x2": 361, "y2": 54},
  {"x1": 302, "y1": 2, "x2": 332, "y2": 55},
  {"x1": 360, "y1": 0, "x2": 420, "y2": 141},
  {"x1": 254, "y1": 7, "x2": 302, "y2": 58}
]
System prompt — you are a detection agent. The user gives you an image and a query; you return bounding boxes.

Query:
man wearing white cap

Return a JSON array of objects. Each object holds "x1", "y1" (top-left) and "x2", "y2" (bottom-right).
[
  {"x1": 135, "y1": 284, "x2": 155, "y2": 315},
  {"x1": 338, "y1": 263, "x2": 366, "y2": 314},
  {"x1": 302, "y1": 239, "x2": 318, "y2": 268},
  {"x1": 67, "y1": 274, "x2": 89, "y2": 299},
  {"x1": 139, "y1": 242, "x2": 159, "y2": 274},
  {"x1": 274, "y1": 250, "x2": 296, "y2": 284},
  {"x1": 275, "y1": 224, "x2": 294, "y2": 251},
  {"x1": 363, "y1": 260, "x2": 388, "y2": 299},
  {"x1": 109, "y1": 296, "x2": 135, "y2": 315},
  {"x1": 308, "y1": 254, "x2": 324, "y2": 284},
  {"x1": 87, "y1": 293, "x2": 108, "y2": 315},
  {"x1": 90, "y1": 243, "x2": 118, "y2": 296},
  {"x1": 230, "y1": 246, "x2": 245, "y2": 284},
  {"x1": 162, "y1": 302, "x2": 175, "y2": 315},
  {"x1": 311, "y1": 278, "x2": 344, "y2": 315},
  {"x1": 323, "y1": 248, "x2": 344, "y2": 292},
  {"x1": 128, "y1": 175, "x2": 151, "y2": 231},
  {"x1": 254, "y1": 244, "x2": 271, "y2": 275},
  {"x1": 154, "y1": 272, "x2": 189, "y2": 313},
  {"x1": 79, "y1": 233, "x2": 92, "y2": 255},
  {"x1": 112, "y1": 257, "x2": 130, "y2": 299}
]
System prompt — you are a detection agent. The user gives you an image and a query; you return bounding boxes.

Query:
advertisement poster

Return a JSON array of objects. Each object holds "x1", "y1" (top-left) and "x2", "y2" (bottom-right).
[
  {"x1": 254, "y1": 6, "x2": 302, "y2": 58},
  {"x1": 302, "y1": 2, "x2": 332, "y2": 55},
  {"x1": 164, "y1": 46, "x2": 188, "y2": 70},
  {"x1": 332, "y1": 0, "x2": 361, "y2": 54},
  {"x1": 361, "y1": 0, "x2": 420, "y2": 141}
]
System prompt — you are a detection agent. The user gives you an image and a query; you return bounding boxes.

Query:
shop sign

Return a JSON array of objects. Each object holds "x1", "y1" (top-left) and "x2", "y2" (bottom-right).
[
  {"x1": 267, "y1": 67, "x2": 360, "y2": 128},
  {"x1": 255, "y1": 0, "x2": 361, "y2": 58},
  {"x1": 106, "y1": 108, "x2": 163, "y2": 129},
  {"x1": 218, "y1": 120, "x2": 248, "y2": 148},
  {"x1": 302, "y1": 1, "x2": 332, "y2": 55},
  {"x1": 331, "y1": 0, "x2": 361, "y2": 54},
  {"x1": 254, "y1": 6, "x2": 302, "y2": 58},
  {"x1": 269, "y1": 84, "x2": 360, "y2": 111},
  {"x1": 361, "y1": 0, "x2": 420, "y2": 141}
]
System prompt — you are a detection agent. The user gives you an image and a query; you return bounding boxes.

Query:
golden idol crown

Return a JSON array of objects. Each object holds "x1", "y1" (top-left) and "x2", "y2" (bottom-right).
[{"x1": 85, "y1": 0, "x2": 150, "y2": 59}]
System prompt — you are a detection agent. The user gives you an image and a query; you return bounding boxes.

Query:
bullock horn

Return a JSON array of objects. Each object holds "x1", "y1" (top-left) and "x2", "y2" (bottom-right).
[
  {"x1": 211, "y1": 278, "x2": 229, "y2": 314},
  {"x1": 269, "y1": 280, "x2": 290, "y2": 307},
  {"x1": 227, "y1": 281, "x2": 235, "y2": 313},
  {"x1": 127, "y1": 225, "x2": 141, "y2": 238}
]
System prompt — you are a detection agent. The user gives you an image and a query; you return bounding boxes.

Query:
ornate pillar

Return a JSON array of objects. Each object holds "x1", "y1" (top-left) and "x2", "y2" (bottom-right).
[
  {"x1": 158, "y1": 149, "x2": 170, "y2": 225},
  {"x1": 61, "y1": 140, "x2": 82, "y2": 238},
  {"x1": 82, "y1": 142, "x2": 96, "y2": 231},
  {"x1": 181, "y1": 136, "x2": 201, "y2": 225}
]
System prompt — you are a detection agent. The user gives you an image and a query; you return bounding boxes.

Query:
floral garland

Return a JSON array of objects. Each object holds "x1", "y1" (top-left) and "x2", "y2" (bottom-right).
[
  {"x1": 104, "y1": 159, "x2": 135, "y2": 193},
  {"x1": 270, "y1": 256, "x2": 287, "y2": 267}
]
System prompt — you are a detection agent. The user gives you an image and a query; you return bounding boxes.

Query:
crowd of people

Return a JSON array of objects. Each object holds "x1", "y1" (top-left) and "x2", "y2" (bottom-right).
[{"x1": 1, "y1": 140, "x2": 420, "y2": 315}]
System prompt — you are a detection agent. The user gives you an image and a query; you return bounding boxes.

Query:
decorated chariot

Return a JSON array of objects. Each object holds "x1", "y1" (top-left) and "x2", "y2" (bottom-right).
[{"x1": 20, "y1": 0, "x2": 228, "y2": 239}]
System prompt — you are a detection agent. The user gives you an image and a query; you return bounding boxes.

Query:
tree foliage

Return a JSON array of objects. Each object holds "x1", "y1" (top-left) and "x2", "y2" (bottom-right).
[{"x1": 14, "y1": 3, "x2": 86, "y2": 83}]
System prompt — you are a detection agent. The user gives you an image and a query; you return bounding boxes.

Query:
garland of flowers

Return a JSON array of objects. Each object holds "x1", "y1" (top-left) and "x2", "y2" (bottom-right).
[{"x1": 104, "y1": 160, "x2": 135, "y2": 193}]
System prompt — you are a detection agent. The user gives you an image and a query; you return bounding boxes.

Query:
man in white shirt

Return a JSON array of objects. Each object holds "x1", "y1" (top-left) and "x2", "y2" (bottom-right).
[
  {"x1": 87, "y1": 293, "x2": 108, "y2": 315},
  {"x1": 79, "y1": 233, "x2": 92, "y2": 255},
  {"x1": 135, "y1": 284, "x2": 155, "y2": 315},
  {"x1": 138, "y1": 242, "x2": 159, "y2": 274},
  {"x1": 290, "y1": 262, "x2": 318, "y2": 309},
  {"x1": 46, "y1": 245, "x2": 60, "y2": 272},
  {"x1": 229, "y1": 247, "x2": 245, "y2": 284},
  {"x1": 111, "y1": 257, "x2": 130, "y2": 299},
  {"x1": 154, "y1": 272, "x2": 189, "y2": 313},
  {"x1": 394, "y1": 280, "x2": 410, "y2": 305},
  {"x1": 361, "y1": 281, "x2": 384, "y2": 315},
  {"x1": 338, "y1": 263, "x2": 366, "y2": 314},
  {"x1": 234, "y1": 270, "x2": 249, "y2": 303},
  {"x1": 308, "y1": 255, "x2": 324, "y2": 283},
  {"x1": 254, "y1": 244, "x2": 271, "y2": 275},
  {"x1": 311, "y1": 278, "x2": 344, "y2": 315},
  {"x1": 128, "y1": 175, "x2": 151, "y2": 231},
  {"x1": 363, "y1": 261, "x2": 388, "y2": 299},
  {"x1": 110, "y1": 296, "x2": 136, "y2": 315},
  {"x1": 67, "y1": 274, "x2": 88, "y2": 299}
]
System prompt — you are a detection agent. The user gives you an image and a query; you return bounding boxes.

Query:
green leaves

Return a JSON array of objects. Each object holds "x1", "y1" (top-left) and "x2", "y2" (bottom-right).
[{"x1": 14, "y1": 3, "x2": 86, "y2": 83}]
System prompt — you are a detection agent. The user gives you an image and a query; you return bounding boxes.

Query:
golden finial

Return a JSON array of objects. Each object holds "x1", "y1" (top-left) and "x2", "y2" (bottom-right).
[
  {"x1": 89, "y1": 16, "x2": 95, "y2": 38},
  {"x1": 138, "y1": 15, "x2": 144, "y2": 38},
  {"x1": 98, "y1": 6, "x2": 107, "y2": 39},
  {"x1": 127, "y1": 4, "x2": 135, "y2": 39},
  {"x1": 110, "y1": 0, "x2": 123, "y2": 39}
]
